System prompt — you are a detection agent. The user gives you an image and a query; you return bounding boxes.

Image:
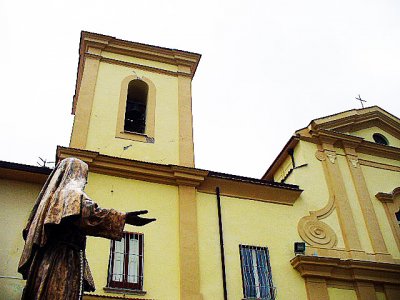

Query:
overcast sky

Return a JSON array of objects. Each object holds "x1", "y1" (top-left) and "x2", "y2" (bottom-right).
[{"x1": 1, "y1": 0, "x2": 399, "y2": 178}]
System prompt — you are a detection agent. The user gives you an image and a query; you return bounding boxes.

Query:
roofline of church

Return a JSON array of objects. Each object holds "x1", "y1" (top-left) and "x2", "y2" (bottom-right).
[
  {"x1": 297, "y1": 105, "x2": 400, "y2": 133},
  {"x1": 262, "y1": 105, "x2": 400, "y2": 181},
  {"x1": 57, "y1": 146, "x2": 303, "y2": 206},
  {"x1": 0, "y1": 160, "x2": 52, "y2": 184}
]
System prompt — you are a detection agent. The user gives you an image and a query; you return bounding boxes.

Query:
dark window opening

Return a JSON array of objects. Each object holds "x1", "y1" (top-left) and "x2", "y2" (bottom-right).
[
  {"x1": 107, "y1": 232, "x2": 144, "y2": 291},
  {"x1": 373, "y1": 133, "x2": 389, "y2": 146},
  {"x1": 396, "y1": 210, "x2": 400, "y2": 227},
  {"x1": 124, "y1": 80, "x2": 148, "y2": 134},
  {"x1": 239, "y1": 245, "x2": 276, "y2": 300}
]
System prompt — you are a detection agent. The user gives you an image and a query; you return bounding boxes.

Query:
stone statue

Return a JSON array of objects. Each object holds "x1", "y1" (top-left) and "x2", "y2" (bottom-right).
[{"x1": 18, "y1": 157, "x2": 155, "y2": 300}]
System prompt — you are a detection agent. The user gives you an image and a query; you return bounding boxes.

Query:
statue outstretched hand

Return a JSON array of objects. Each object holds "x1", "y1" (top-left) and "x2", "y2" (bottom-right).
[{"x1": 125, "y1": 210, "x2": 156, "y2": 226}]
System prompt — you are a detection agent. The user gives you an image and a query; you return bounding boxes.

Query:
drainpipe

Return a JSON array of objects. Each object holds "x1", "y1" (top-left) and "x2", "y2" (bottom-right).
[{"x1": 216, "y1": 187, "x2": 228, "y2": 300}]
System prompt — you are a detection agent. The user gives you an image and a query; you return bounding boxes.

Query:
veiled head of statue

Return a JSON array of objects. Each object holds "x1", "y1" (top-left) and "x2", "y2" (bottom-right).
[{"x1": 49, "y1": 158, "x2": 89, "y2": 192}]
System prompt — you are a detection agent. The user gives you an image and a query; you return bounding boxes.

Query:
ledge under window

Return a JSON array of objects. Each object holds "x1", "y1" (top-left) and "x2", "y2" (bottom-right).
[
  {"x1": 103, "y1": 287, "x2": 147, "y2": 296},
  {"x1": 116, "y1": 130, "x2": 155, "y2": 143}
]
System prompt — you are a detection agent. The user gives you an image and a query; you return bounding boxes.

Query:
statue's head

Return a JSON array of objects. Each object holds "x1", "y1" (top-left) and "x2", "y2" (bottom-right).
[{"x1": 49, "y1": 157, "x2": 89, "y2": 193}]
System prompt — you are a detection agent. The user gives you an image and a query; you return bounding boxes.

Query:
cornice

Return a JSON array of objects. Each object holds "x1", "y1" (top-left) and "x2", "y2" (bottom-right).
[
  {"x1": 85, "y1": 53, "x2": 192, "y2": 78},
  {"x1": 301, "y1": 128, "x2": 400, "y2": 160},
  {"x1": 199, "y1": 171, "x2": 302, "y2": 205},
  {"x1": 376, "y1": 187, "x2": 400, "y2": 203},
  {"x1": 72, "y1": 31, "x2": 201, "y2": 115},
  {"x1": 291, "y1": 255, "x2": 400, "y2": 285},
  {"x1": 310, "y1": 106, "x2": 400, "y2": 134},
  {"x1": 57, "y1": 146, "x2": 207, "y2": 187},
  {"x1": 81, "y1": 31, "x2": 201, "y2": 76},
  {"x1": 57, "y1": 146, "x2": 302, "y2": 204}
]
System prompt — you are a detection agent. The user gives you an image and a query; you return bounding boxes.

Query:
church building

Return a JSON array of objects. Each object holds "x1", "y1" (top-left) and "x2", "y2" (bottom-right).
[{"x1": 1, "y1": 31, "x2": 399, "y2": 300}]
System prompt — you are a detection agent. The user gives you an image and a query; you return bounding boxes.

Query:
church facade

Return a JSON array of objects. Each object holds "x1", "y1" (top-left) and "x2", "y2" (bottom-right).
[{"x1": 0, "y1": 31, "x2": 399, "y2": 300}]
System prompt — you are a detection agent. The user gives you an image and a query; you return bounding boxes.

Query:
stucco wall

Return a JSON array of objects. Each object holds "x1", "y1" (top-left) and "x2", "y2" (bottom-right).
[
  {"x1": 0, "y1": 179, "x2": 42, "y2": 300},
  {"x1": 85, "y1": 56, "x2": 181, "y2": 165},
  {"x1": 197, "y1": 191, "x2": 308, "y2": 300},
  {"x1": 84, "y1": 172, "x2": 180, "y2": 300}
]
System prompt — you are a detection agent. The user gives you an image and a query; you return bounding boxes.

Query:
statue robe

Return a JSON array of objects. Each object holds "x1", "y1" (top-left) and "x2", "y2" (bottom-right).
[{"x1": 18, "y1": 158, "x2": 126, "y2": 300}]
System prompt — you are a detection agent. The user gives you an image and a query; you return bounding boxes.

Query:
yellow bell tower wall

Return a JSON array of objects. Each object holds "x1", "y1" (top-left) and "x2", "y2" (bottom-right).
[
  {"x1": 84, "y1": 61, "x2": 181, "y2": 165},
  {"x1": 70, "y1": 32, "x2": 201, "y2": 168}
]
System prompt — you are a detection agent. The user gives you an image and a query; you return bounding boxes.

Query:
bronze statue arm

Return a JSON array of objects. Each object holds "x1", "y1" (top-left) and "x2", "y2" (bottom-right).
[{"x1": 125, "y1": 210, "x2": 156, "y2": 226}]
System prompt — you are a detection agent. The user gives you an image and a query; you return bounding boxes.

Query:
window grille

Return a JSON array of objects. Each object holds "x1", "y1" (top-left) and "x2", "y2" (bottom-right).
[
  {"x1": 107, "y1": 232, "x2": 144, "y2": 290},
  {"x1": 239, "y1": 245, "x2": 276, "y2": 300}
]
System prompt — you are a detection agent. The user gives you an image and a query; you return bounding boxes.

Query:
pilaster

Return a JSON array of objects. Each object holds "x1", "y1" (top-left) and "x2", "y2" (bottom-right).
[
  {"x1": 305, "y1": 278, "x2": 329, "y2": 300},
  {"x1": 319, "y1": 138, "x2": 363, "y2": 256},
  {"x1": 355, "y1": 281, "x2": 377, "y2": 300},
  {"x1": 178, "y1": 185, "x2": 202, "y2": 300},
  {"x1": 70, "y1": 54, "x2": 101, "y2": 149},
  {"x1": 343, "y1": 143, "x2": 391, "y2": 262},
  {"x1": 177, "y1": 64, "x2": 195, "y2": 167},
  {"x1": 384, "y1": 284, "x2": 400, "y2": 300}
]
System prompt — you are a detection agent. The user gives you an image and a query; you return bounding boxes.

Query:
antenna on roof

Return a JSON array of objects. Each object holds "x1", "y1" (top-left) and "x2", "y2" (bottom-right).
[
  {"x1": 355, "y1": 94, "x2": 367, "y2": 109},
  {"x1": 37, "y1": 157, "x2": 55, "y2": 168}
]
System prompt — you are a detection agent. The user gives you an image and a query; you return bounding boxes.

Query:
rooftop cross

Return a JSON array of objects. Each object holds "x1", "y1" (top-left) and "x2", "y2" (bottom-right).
[{"x1": 355, "y1": 94, "x2": 367, "y2": 108}]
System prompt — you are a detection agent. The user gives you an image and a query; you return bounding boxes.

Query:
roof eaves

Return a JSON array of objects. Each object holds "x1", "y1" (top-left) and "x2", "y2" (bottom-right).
[{"x1": 0, "y1": 160, "x2": 52, "y2": 175}]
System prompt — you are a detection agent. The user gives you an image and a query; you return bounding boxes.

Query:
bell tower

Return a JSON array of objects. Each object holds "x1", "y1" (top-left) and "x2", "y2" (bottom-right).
[{"x1": 70, "y1": 32, "x2": 201, "y2": 167}]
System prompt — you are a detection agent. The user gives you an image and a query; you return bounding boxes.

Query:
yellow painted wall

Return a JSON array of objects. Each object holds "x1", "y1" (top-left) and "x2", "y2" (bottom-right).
[
  {"x1": 275, "y1": 136, "x2": 400, "y2": 259},
  {"x1": 197, "y1": 192, "x2": 308, "y2": 300},
  {"x1": 85, "y1": 60, "x2": 180, "y2": 165},
  {"x1": 281, "y1": 141, "x2": 345, "y2": 249},
  {"x1": 350, "y1": 126, "x2": 400, "y2": 148},
  {"x1": 327, "y1": 287, "x2": 357, "y2": 300},
  {"x1": 362, "y1": 165, "x2": 400, "y2": 259},
  {"x1": 84, "y1": 172, "x2": 181, "y2": 299},
  {"x1": 0, "y1": 179, "x2": 42, "y2": 300}
]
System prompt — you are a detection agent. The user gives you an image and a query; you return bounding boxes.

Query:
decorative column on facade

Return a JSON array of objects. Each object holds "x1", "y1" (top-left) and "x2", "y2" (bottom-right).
[
  {"x1": 177, "y1": 62, "x2": 195, "y2": 168},
  {"x1": 318, "y1": 136, "x2": 364, "y2": 258},
  {"x1": 304, "y1": 278, "x2": 329, "y2": 300},
  {"x1": 178, "y1": 185, "x2": 203, "y2": 300},
  {"x1": 342, "y1": 142, "x2": 392, "y2": 262}
]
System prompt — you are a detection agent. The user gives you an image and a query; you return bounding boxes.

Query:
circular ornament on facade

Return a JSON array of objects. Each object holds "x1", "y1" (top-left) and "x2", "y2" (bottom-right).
[
  {"x1": 298, "y1": 216, "x2": 337, "y2": 248},
  {"x1": 373, "y1": 133, "x2": 389, "y2": 146}
]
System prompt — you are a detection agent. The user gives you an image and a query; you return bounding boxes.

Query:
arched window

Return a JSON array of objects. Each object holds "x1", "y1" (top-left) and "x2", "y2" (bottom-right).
[
  {"x1": 116, "y1": 75, "x2": 156, "y2": 142},
  {"x1": 124, "y1": 80, "x2": 149, "y2": 134}
]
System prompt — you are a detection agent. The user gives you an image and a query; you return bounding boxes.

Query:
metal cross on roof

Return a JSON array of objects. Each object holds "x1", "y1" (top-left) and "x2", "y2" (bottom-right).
[{"x1": 355, "y1": 94, "x2": 367, "y2": 108}]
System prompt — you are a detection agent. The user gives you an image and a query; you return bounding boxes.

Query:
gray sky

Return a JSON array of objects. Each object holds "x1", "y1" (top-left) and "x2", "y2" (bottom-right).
[{"x1": 1, "y1": 0, "x2": 399, "y2": 178}]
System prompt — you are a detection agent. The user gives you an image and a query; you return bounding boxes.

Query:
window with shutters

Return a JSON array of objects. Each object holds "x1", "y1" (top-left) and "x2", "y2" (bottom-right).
[
  {"x1": 107, "y1": 232, "x2": 144, "y2": 291},
  {"x1": 239, "y1": 245, "x2": 276, "y2": 300}
]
